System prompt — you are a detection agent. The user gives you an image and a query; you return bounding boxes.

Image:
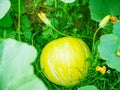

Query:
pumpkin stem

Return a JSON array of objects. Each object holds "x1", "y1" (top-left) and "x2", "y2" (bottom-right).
[{"x1": 50, "y1": 25, "x2": 69, "y2": 37}]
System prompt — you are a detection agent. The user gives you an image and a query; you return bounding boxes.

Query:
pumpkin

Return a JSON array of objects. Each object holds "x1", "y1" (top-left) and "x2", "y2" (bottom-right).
[{"x1": 40, "y1": 36, "x2": 90, "y2": 86}]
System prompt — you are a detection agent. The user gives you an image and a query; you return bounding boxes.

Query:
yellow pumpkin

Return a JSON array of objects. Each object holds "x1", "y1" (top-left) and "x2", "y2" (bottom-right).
[{"x1": 40, "y1": 37, "x2": 90, "y2": 86}]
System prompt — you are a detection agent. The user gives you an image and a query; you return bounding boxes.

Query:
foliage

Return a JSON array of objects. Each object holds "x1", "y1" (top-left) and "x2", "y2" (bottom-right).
[{"x1": 98, "y1": 21, "x2": 120, "y2": 72}]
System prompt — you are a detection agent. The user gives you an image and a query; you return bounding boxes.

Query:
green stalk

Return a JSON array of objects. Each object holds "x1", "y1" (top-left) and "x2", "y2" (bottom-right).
[
  {"x1": 111, "y1": 77, "x2": 120, "y2": 89},
  {"x1": 92, "y1": 27, "x2": 101, "y2": 51},
  {"x1": 17, "y1": 0, "x2": 21, "y2": 40},
  {"x1": 50, "y1": 25, "x2": 68, "y2": 37},
  {"x1": 31, "y1": 31, "x2": 39, "y2": 45},
  {"x1": 54, "y1": 0, "x2": 57, "y2": 8}
]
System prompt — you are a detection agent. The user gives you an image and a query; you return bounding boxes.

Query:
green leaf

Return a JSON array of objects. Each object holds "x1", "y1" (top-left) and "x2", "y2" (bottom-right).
[
  {"x1": 0, "y1": 39, "x2": 48, "y2": 90},
  {"x1": 113, "y1": 21, "x2": 120, "y2": 38},
  {"x1": 21, "y1": 15, "x2": 31, "y2": 28},
  {"x1": 89, "y1": 0, "x2": 120, "y2": 22},
  {"x1": 77, "y1": 85, "x2": 99, "y2": 90},
  {"x1": 0, "y1": 14, "x2": 13, "y2": 27},
  {"x1": 23, "y1": 30, "x2": 32, "y2": 40},
  {"x1": 98, "y1": 34, "x2": 120, "y2": 72},
  {"x1": 0, "y1": 0, "x2": 11, "y2": 19},
  {"x1": 61, "y1": 0, "x2": 75, "y2": 3}
]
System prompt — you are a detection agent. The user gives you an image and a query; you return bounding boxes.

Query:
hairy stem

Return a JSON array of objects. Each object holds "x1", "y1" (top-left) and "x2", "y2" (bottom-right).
[
  {"x1": 92, "y1": 27, "x2": 101, "y2": 51},
  {"x1": 50, "y1": 25, "x2": 68, "y2": 37},
  {"x1": 17, "y1": 0, "x2": 21, "y2": 40}
]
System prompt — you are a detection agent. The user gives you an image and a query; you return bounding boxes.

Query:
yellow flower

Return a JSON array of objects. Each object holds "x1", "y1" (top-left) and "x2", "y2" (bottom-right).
[
  {"x1": 38, "y1": 12, "x2": 51, "y2": 26},
  {"x1": 99, "y1": 15, "x2": 111, "y2": 28},
  {"x1": 96, "y1": 66, "x2": 106, "y2": 74},
  {"x1": 110, "y1": 16, "x2": 118, "y2": 24},
  {"x1": 43, "y1": 2, "x2": 47, "y2": 6}
]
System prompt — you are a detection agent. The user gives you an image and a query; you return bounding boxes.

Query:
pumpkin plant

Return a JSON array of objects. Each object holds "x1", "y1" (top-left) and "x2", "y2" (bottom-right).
[
  {"x1": 89, "y1": 0, "x2": 120, "y2": 72},
  {"x1": 2, "y1": 0, "x2": 120, "y2": 89},
  {"x1": 38, "y1": 9, "x2": 91, "y2": 86}
]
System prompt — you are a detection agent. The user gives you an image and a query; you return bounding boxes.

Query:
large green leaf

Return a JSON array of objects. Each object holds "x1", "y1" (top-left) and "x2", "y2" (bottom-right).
[
  {"x1": 98, "y1": 34, "x2": 120, "y2": 72},
  {"x1": 0, "y1": 0, "x2": 11, "y2": 19},
  {"x1": 77, "y1": 85, "x2": 99, "y2": 90},
  {"x1": 113, "y1": 21, "x2": 120, "y2": 38},
  {"x1": 89, "y1": 0, "x2": 120, "y2": 22},
  {"x1": 0, "y1": 39, "x2": 48, "y2": 90},
  {"x1": 61, "y1": 0, "x2": 75, "y2": 3}
]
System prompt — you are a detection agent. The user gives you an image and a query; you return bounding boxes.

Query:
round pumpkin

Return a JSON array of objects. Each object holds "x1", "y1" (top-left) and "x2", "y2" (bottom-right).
[{"x1": 40, "y1": 36, "x2": 90, "y2": 86}]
